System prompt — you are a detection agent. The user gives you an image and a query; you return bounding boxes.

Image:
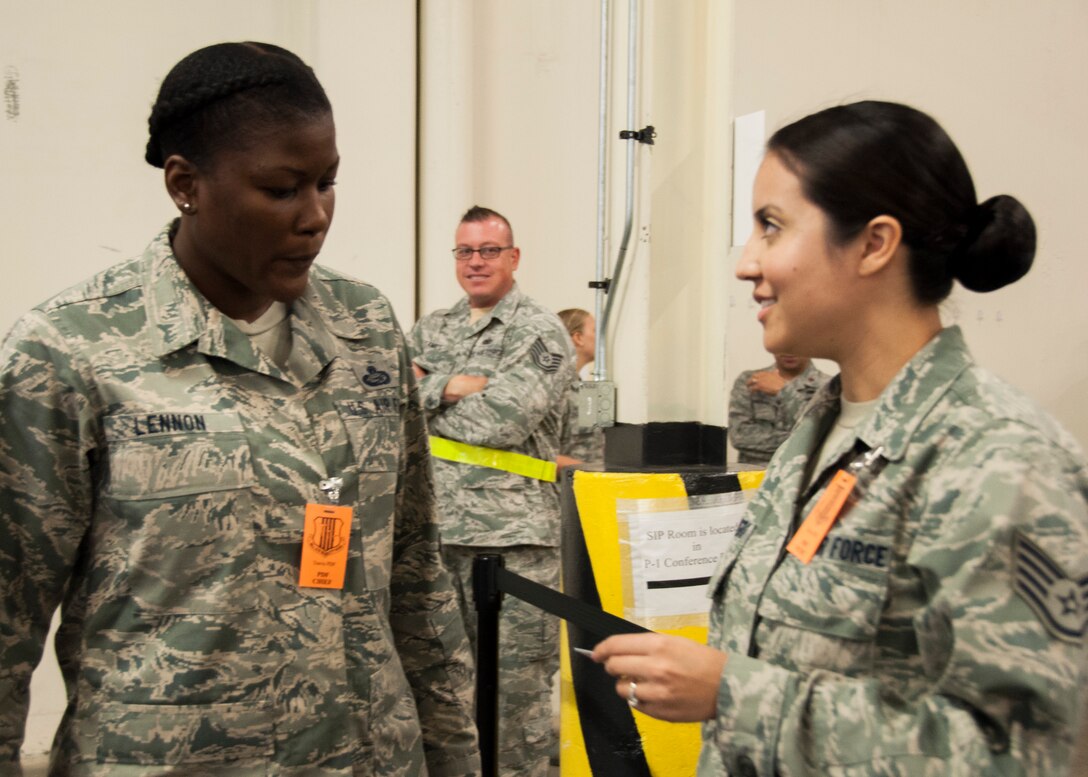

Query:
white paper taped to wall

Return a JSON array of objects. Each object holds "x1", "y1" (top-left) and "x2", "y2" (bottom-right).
[{"x1": 619, "y1": 491, "x2": 749, "y2": 626}]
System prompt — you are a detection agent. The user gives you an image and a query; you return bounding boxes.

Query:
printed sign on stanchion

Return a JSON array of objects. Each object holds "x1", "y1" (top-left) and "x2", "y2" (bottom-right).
[{"x1": 619, "y1": 492, "x2": 748, "y2": 629}]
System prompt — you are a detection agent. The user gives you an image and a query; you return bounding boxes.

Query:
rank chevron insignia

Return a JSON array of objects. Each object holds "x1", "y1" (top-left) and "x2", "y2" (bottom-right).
[
  {"x1": 1013, "y1": 531, "x2": 1088, "y2": 644},
  {"x1": 530, "y1": 337, "x2": 563, "y2": 373}
]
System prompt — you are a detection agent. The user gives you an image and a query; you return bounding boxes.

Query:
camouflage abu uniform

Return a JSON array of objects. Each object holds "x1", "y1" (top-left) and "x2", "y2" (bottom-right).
[
  {"x1": 728, "y1": 362, "x2": 828, "y2": 466},
  {"x1": 409, "y1": 283, "x2": 575, "y2": 777},
  {"x1": 700, "y1": 327, "x2": 1088, "y2": 776},
  {"x1": 0, "y1": 224, "x2": 480, "y2": 776}
]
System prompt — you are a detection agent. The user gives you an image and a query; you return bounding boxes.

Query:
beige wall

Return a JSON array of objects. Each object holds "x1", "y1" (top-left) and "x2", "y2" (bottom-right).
[
  {"x1": 0, "y1": 0, "x2": 418, "y2": 336},
  {"x1": 418, "y1": 0, "x2": 601, "y2": 322}
]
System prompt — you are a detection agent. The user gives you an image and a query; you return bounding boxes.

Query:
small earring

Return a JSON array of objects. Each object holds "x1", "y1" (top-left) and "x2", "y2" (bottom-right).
[{"x1": 179, "y1": 201, "x2": 192, "y2": 212}]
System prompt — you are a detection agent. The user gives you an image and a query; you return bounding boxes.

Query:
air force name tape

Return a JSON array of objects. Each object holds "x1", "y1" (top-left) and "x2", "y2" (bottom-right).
[
  {"x1": 1013, "y1": 531, "x2": 1088, "y2": 644},
  {"x1": 530, "y1": 337, "x2": 564, "y2": 373}
]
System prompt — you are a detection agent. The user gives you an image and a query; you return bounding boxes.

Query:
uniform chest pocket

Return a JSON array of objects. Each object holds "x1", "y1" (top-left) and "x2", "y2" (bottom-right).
[
  {"x1": 754, "y1": 532, "x2": 892, "y2": 676},
  {"x1": 751, "y1": 399, "x2": 778, "y2": 422},
  {"x1": 102, "y1": 413, "x2": 260, "y2": 614},
  {"x1": 462, "y1": 336, "x2": 504, "y2": 376},
  {"x1": 103, "y1": 412, "x2": 255, "y2": 499},
  {"x1": 336, "y1": 396, "x2": 401, "y2": 472},
  {"x1": 759, "y1": 550, "x2": 890, "y2": 640}
]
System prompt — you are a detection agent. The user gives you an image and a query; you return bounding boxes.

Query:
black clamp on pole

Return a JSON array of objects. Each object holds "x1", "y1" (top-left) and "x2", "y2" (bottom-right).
[
  {"x1": 472, "y1": 553, "x2": 504, "y2": 777},
  {"x1": 588, "y1": 279, "x2": 611, "y2": 291},
  {"x1": 619, "y1": 124, "x2": 656, "y2": 145}
]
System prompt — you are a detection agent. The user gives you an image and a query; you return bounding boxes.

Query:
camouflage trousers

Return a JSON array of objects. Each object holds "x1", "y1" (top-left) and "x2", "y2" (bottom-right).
[{"x1": 442, "y1": 544, "x2": 560, "y2": 777}]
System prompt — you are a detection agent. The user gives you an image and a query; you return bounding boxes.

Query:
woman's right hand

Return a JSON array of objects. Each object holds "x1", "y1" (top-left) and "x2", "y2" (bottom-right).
[{"x1": 591, "y1": 632, "x2": 727, "y2": 722}]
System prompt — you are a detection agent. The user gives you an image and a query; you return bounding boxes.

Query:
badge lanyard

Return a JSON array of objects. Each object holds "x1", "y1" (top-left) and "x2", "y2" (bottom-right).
[
  {"x1": 786, "y1": 446, "x2": 885, "y2": 564},
  {"x1": 298, "y1": 476, "x2": 353, "y2": 589}
]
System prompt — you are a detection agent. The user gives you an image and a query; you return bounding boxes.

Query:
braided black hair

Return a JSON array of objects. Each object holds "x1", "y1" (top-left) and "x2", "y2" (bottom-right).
[
  {"x1": 768, "y1": 101, "x2": 1035, "y2": 303},
  {"x1": 146, "y1": 42, "x2": 332, "y2": 169}
]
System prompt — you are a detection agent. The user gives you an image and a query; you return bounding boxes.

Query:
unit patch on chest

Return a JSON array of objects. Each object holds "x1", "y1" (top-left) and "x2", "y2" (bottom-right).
[{"x1": 362, "y1": 365, "x2": 391, "y2": 387}]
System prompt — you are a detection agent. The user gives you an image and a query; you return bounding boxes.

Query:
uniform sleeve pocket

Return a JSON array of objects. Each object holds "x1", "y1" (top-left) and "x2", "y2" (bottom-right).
[{"x1": 94, "y1": 701, "x2": 273, "y2": 765}]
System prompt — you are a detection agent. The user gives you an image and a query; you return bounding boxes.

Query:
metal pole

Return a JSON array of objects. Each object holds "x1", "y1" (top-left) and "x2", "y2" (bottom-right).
[
  {"x1": 593, "y1": 0, "x2": 610, "y2": 382},
  {"x1": 598, "y1": 0, "x2": 638, "y2": 369},
  {"x1": 472, "y1": 553, "x2": 504, "y2": 777}
]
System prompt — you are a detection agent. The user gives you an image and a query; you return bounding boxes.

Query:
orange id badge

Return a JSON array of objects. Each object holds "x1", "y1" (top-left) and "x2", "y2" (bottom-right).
[
  {"x1": 299, "y1": 503, "x2": 353, "y2": 589},
  {"x1": 786, "y1": 469, "x2": 857, "y2": 564}
]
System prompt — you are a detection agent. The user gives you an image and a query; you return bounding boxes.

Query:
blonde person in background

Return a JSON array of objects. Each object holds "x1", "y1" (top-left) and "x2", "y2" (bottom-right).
[
  {"x1": 557, "y1": 308, "x2": 605, "y2": 469},
  {"x1": 558, "y1": 308, "x2": 595, "y2": 380}
]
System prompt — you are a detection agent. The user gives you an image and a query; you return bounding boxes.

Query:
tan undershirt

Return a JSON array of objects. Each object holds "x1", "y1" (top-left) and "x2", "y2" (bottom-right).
[
  {"x1": 469, "y1": 305, "x2": 495, "y2": 324},
  {"x1": 230, "y1": 301, "x2": 291, "y2": 369},
  {"x1": 814, "y1": 397, "x2": 880, "y2": 474}
]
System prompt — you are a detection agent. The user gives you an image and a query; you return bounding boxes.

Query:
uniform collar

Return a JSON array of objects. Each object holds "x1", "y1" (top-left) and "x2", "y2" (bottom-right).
[
  {"x1": 856, "y1": 326, "x2": 973, "y2": 461},
  {"x1": 447, "y1": 283, "x2": 523, "y2": 335},
  {"x1": 143, "y1": 222, "x2": 365, "y2": 383},
  {"x1": 796, "y1": 361, "x2": 823, "y2": 383},
  {"x1": 798, "y1": 327, "x2": 973, "y2": 465}
]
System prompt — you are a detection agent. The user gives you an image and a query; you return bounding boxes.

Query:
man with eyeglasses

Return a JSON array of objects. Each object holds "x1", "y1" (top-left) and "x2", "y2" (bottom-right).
[{"x1": 408, "y1": 205, "x2": 575, "y2": 777}]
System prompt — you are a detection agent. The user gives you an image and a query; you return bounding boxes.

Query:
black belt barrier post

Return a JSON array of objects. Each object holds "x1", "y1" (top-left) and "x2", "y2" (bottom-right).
[{"x1": 472, "y1": 553, "x2": 503, "y2": 777}]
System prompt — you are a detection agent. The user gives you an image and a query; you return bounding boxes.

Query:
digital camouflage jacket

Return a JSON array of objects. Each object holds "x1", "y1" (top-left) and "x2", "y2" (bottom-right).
[
  {"x1": 701, "y1": 327, "x2": 1088, "y2": 776},
  {"x1": 408, "y1": 285, "x2": 575, "y2": 547},
  {"x1": 728, "y1": 361, "x2": 829, "y2": 467}
]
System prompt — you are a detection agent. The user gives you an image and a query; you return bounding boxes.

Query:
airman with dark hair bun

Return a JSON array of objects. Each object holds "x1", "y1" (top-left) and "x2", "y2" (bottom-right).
[
  {"x1": 592, "y1": 100, "x2": 1087, "y2": 777},
  {"x1": 766, "y1": 100, "x2": 1035, "y2": 304}
]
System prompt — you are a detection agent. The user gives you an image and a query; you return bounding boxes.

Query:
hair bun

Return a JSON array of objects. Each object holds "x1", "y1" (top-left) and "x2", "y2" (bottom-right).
[{"x1": 952, "y1": 195, "x2": 1036, "y2": 293}]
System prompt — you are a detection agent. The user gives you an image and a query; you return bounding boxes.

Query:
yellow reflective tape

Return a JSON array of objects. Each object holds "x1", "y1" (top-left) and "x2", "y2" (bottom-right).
[{"x1": 428, "y1": 436, "x2": 557, "y2": 482}]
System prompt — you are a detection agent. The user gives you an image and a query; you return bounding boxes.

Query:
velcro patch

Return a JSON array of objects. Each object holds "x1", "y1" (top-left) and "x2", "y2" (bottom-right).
[
  {"x1": 1013, "y1": 531, "x2": 1088, "y2": 644},
  {"x1": 529, "y1": 338, "x2": 563, "y2": 373}
]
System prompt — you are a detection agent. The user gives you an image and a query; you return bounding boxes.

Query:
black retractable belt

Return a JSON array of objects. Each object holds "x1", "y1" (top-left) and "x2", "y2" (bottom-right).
[
  {"x1": 472, "y1": 553, "x2": 651, "y2": 777},
  {"x1": 495, "y1": 565, "x2": 650, "y2": 638}
]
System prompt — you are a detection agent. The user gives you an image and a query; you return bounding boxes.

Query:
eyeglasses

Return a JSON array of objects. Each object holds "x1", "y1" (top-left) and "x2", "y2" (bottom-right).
[{"x1": 452, "y1": 245, "x2": 513, "y2": 261}]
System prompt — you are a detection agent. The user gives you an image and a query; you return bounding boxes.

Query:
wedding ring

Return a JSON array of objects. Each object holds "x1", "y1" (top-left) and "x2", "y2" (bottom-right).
[{"x1": 627, "y1": 680, "x2": 639, "y2": 708}]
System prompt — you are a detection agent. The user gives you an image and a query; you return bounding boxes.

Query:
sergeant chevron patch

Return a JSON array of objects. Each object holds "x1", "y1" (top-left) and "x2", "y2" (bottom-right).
[
  {"x1": 1013, "y1": 531, "x2": 1088, "y2": 644},
  {"x1": 530, "y1": 337, "x2": 563, "y2": 373}
]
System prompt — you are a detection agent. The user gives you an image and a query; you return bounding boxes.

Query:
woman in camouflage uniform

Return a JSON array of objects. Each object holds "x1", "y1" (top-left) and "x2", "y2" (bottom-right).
[
  {"x1": 0, "y1": 42, "x2": 479, "y2": 776},
  {"x1": 592, "y1": 101, "x2": 1088, "y2": 776},
  {"x1": 557, "y1": 308, "x2": 605, "y2": 468}
]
